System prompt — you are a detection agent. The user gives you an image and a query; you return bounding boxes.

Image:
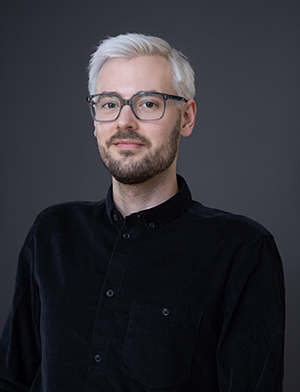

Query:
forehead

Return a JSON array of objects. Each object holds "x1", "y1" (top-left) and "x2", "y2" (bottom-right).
[{"x1": 95, "y1": 55, "x2": 174, "y2": 95}]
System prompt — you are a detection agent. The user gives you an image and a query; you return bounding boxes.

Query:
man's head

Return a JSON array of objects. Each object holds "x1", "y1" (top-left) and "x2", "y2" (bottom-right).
[
  {"x1": 87, "y1": 34, "x2": 196, "y2": 186},
  {"x1": 88, "y1": 33, "x2": 195, "y2": 100}
]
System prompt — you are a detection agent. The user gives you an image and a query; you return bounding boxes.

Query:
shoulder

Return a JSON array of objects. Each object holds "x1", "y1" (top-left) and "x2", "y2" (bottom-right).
[
  {"x1": 185, "y1": 202, "x2": 282, "y2": 288},
  {"x1": 185, "y1": 200, "x2": 272, "y2": 243},
  {"x1": 20, "y1": 200, "x2": 107, "y2": 255},
  {"x1": 32, "y1": 200, "x2": 107, "y2": 230}
]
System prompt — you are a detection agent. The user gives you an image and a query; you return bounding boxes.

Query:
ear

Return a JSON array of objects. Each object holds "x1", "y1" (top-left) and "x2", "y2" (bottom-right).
[{"x1": 180, "y1": 99, "x2": 196, "y2": 138}]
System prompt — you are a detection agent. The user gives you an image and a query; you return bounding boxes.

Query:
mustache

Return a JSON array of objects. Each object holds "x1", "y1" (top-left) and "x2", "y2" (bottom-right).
[{"x1": 107, "y1": 130, "x2": 151, "y2": 148}]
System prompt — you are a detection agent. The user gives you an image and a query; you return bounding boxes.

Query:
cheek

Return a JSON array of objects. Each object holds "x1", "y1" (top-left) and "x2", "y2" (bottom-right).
[
  {"x1": 93, "y1": 124, "x2": 106, "y2": 141},
  {"x1": 93, "y1": 128, "x2": 104, "y2": 146},
  {"x1": 94, "y1": 125, "x2": 115, "y2": 150},
  {"x1": 154, "y1": 127, "x2": 172, "y2": 145},
  {"x1": 93, "y1": 122, "x2": 98, "y2": 137}
]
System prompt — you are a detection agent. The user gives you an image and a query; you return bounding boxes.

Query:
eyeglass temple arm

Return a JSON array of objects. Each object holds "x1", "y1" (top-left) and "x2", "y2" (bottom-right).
[{"x1": 165, "y1": 94, "x2": 188, "y2": 102}]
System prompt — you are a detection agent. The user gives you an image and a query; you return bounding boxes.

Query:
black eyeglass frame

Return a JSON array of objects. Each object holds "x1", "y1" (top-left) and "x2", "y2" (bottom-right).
[{"x1": 86, "y1": 91, "x2": 188, "y2": 122}]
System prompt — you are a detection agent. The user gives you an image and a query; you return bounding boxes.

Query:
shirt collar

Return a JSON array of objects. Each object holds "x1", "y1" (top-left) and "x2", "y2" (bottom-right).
[{"x1": 105, "y1": 175, "x2": 192, "y2": 231}]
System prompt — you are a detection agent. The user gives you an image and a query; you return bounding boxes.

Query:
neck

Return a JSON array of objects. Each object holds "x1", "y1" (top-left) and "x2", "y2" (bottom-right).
[{"x1": 112, "y1": 168, "x2": 178, "y2": 217}]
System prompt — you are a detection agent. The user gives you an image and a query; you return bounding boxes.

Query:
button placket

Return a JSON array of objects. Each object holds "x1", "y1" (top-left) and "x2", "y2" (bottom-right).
[{"x1": 86, "y1": 217, "x2": 138, "y2": 388}]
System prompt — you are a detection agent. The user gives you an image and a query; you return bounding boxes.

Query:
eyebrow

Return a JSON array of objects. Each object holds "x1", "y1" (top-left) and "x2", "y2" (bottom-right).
[
  {"x1": 98, "y1": 90, "x2": 158, "y2": 97},
  {"x1": 100, "y1": 91, "x2": 119, "y2": 96}
]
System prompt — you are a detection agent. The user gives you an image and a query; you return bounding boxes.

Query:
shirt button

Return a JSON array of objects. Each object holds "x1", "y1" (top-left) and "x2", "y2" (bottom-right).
[
  {"x1": 113, "y1": 214, "x2": 119, "y2": 221},
  {"x1": 149, "y1": 222, "x2": 155, "y2": 229},
  {"x1": 106, "y1": 289, "x2": 114, "y2": 298},
  {"x1": 122, "y1": 233, "x2": 131, "y2": 240},
  {"x1": 94, "y1": 354, "x2": 102, "y2": 363},
  {"x1": 162, "y1": 308, "x2": 170, "y2": 317}
]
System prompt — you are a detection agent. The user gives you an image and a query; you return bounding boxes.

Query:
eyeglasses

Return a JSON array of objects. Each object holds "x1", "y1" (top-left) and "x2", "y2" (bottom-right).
[{"x1": 86, "y1": 91, "x2": 187, "y2": 122}]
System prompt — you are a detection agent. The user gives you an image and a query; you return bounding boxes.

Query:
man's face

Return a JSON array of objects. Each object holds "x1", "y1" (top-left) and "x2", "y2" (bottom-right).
[{"x1": 93, "y1": 55, "x2": 184, "y2": 185}]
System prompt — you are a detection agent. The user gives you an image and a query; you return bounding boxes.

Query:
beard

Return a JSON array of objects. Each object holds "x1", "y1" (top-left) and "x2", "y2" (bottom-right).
[{"x1": 97, "y1": 116, "x2": 181, "y2": 185}]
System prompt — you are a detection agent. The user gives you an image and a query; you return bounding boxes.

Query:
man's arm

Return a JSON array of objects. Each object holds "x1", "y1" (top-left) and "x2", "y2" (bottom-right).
[
  {"x1": 0, "y1": 235, "x2": 41, "y2": 391},
  {"x1": 217, "y1": 235, "x2": 285, "y2": 391}
]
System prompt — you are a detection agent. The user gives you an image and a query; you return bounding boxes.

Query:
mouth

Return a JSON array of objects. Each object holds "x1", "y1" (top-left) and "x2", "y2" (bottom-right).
[{"x1": 112, "y1": 139, "x2": 146, "y2": 150}]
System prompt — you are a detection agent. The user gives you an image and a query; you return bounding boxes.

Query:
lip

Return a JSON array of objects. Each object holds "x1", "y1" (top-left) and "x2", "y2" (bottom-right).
[{"x1": 112, "y1": 139, "x2": 145, "y2": 150}]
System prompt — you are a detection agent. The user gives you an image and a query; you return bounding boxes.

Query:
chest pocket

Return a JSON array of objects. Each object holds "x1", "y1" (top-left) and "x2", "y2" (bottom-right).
[{"x1": 122, "y1": 301, "x2": 203, "y2": 389}]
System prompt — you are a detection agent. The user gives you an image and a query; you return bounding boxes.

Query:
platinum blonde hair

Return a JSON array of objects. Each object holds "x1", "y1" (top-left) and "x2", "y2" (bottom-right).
[{"x1": 88, "y1": 33, "x2": 195, "y2": 99}]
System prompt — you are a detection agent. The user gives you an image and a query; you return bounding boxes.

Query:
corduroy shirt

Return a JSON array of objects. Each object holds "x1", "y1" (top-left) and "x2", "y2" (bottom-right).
[{"x1": 0, "y1": 176, "x2": 285, "y2": 391}]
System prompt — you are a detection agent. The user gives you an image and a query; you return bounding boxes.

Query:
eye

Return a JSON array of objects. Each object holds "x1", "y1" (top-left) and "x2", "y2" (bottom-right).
[
  {"x1": 142, "y1": 100, "x2": 157, "y2": 108},
  {"x1": 96, "y1": 96, "x2": 120, "y2": 111},
  {"x1": 139, "y1": 98, "x2": 161, "y2": 111},
  {"x1": 103, "y1": 102, "x2": 118, "y2": 109}
]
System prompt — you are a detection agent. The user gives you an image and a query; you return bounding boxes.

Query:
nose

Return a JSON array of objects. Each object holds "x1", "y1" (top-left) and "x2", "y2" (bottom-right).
[{"x1": 116, "y1": 102, "x2": 138, "y2": 130}]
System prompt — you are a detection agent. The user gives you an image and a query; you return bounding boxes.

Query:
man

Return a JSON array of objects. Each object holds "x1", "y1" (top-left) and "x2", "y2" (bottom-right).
[{"x1": 0, "y1": 33, "x2": 285, "y2": 391}]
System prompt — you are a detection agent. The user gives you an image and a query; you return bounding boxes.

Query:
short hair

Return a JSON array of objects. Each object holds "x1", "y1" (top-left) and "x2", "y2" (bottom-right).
[{"x1": 88, "y1": 33, "x2": 195, "y2": 99}]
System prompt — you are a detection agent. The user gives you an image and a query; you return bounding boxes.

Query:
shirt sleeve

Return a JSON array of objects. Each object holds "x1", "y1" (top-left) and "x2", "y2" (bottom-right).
[
  {"x1": 217, "y1": 234, "x2": 285, "y2": 391},
  {"x1": 0, "y1": 230, "x2": 41, "y2": 391}
]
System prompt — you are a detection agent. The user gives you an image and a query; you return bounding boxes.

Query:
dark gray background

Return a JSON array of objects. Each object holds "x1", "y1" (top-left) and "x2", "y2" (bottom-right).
[{"x1": 0, "y1": 0, "x2": 299, "y2": 389}]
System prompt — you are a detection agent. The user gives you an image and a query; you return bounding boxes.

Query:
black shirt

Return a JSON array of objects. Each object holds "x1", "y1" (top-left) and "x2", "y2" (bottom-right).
[{"x1": 0, "y1": 176, "x2": 285, "y2": 391}]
